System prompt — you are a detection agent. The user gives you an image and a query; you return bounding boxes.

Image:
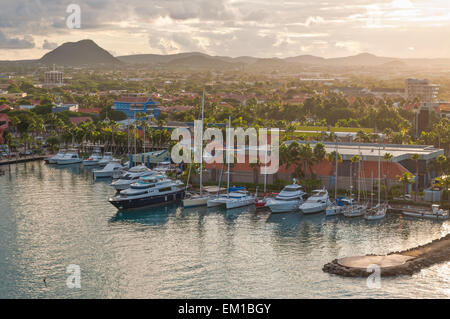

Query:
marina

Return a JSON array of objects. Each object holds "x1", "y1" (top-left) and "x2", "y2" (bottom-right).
[{"x1": 0, "y1": 161, "x2": 449, "y2": 298}]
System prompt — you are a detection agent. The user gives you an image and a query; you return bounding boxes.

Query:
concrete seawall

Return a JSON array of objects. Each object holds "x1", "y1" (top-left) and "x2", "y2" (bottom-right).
[{"x1": 323, "y1": 233, "x2": 450, "y2": 277}]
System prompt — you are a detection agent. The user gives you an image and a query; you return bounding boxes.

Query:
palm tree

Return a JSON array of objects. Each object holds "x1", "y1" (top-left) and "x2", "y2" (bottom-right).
[
  {"x1": 411, "y1": 154, "x2": 420, "y2": 201},
  {"x1": 436, "y1": 155, "x2": 447, "y2": 176},
  {"x1": 397, "y1": 172, "x2": 415, "y2": 197}
]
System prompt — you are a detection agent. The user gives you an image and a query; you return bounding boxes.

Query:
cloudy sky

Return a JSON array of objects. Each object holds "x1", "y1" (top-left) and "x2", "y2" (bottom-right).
[{"x1": 1, "y1": 0, "x2": 450, "y2": 60}]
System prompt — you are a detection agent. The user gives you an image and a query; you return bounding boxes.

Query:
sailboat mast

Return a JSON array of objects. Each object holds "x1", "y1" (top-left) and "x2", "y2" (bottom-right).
[
  {"x1": 335, "y1": 138, "x2": 338, "y2": 200},
  {"x1": 358, "y1": 145, "x2": 361, "y2": 203},
  {"x1": 199, "y1": 90, "x2": 205, "y2": 196},
  {"x1": 227, "y1": 116, "x2": 231, "y2": 198},
  {"x1": 378, "y1": 145, "x2": 381, "y2": 205}
]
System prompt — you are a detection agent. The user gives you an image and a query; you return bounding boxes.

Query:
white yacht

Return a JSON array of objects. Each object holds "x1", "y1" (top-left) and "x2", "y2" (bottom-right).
[
  {"x1": 207, "y1": 188, "x2": 255, "y2": 209},
  {"x1": 110, "y1": 165, "x2": 155, "y2": 191},
  {"x1": 109, "y1": 174, "x2": 185, "y2": 210},
  {"x1": 93, "y1": 160, "x2": 124, "y2": 178},
  {"x1": 56, "y1": 150, "x2": 82, "y2": 165},
  {"x1": 402, "y1": 204, "x2": 449, "y2": 220},
  {"x1": 343, "y1": 202, "x2": 368, "y2": 218},
  {"x1": 82, "y1": 148, "x2": 103, "y2": 166},
  {"x1": 299, "y1": 189, "x2": 330, "y2": 214},
  {"x1": 326, "y1": 197, "x2": 354, "y2": 216},
  {"x1": 365, "y1": 202, "x2": 388, "y2": 220},
  {"x1": 98, "y1": 152, "x2": 114, "y2": 167},
  {"x1": 154, "y1": 161, "x2": 172, "y2": 173},
  {"x1": 265, "y1": 181, "x2": 306, "y2": 213},
  {"x1": 47, "y1": 149, "x2": 66, "y2": 164}
]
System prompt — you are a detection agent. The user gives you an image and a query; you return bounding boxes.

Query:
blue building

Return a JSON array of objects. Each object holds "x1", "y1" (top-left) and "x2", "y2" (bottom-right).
[{"x1": 112, "y1": 95, "x2": 160, "y2": 119}]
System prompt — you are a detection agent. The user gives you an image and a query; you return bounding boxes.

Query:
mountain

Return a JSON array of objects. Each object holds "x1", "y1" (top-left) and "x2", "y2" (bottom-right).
[
  {"x1": 40, "y1": 39, "x2": 122, "y2": 66},
  {"x1": 326, "y1": 53, "x2": 398, "y2": 66},
  {"x1": 284, "y1": 55, "x2": 326, "y2": 64},
  {"x1": 117, "y1": 52, "x2": 209, "y2": 64}
]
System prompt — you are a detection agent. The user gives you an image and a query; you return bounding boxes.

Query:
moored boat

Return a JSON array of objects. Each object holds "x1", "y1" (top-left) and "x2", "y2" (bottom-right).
[
  {"x1": 266, "y1": 180, "x2": 306, "y2": 213},
  {"x1": 402, "y1": 204, "x2": 449, "y2": 220},
  {"x1": 109, "y1": 174, "x2": 185, "y2": 211},
  {"x1": 110, "y1": 165, "x2": 154, "y2": 190},
  {"x1": 56, "y1": 149, "x2": 82, "y2": 165},
  {"x1": 93, "y1": 160, "x2": 124, "y2": 178},
  {"x1": 299, "y1": 189, "x2": 330, "y2": 214}
]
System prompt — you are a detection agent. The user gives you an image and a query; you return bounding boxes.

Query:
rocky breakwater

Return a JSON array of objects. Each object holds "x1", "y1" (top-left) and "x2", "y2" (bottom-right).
[{"x1": 323, "y1": 233, "x2": 450, "y2": 277}]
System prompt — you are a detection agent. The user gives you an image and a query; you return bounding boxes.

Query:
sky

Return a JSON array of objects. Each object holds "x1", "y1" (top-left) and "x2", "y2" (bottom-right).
[{"x1": 1, "y1": 0, "x2": 450, "y2": 60}]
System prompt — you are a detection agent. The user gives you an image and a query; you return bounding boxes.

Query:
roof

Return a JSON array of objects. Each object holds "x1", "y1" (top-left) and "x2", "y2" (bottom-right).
[
  {"x1": 0, "y1": 104, "x2": 12, "y2": 111},
  {"x1": 78, "y1": 107, "x2": 102, "y2": 114},
  {"x1": 69, "y1": 117, "x2": 92, "y2": 125}
]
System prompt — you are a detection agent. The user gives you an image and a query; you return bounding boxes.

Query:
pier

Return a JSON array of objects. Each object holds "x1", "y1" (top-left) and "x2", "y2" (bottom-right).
[
  {"x1": 323, "y1": 233, "x2": 450, "y2": 277},
  {"x1": 0, "y1": 155, "x2": 47, "y2": 166}
]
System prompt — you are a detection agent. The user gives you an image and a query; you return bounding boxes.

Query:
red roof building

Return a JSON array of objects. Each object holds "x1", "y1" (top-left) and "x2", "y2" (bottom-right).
[
  {"x1": 0, "y1": 104, "x2": 12, "y2": 112},
  {"x1": 78, "y1": 108, "x2": 102, "y2": 114}
]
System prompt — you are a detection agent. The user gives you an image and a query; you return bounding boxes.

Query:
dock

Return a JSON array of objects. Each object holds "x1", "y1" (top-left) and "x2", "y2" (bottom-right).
[
  {"x1": 323, "y1": 233, "x2": 450, "y2": 277},
  {"x1": 0, "y1": 155, "x2": 47, "y2": 166}
]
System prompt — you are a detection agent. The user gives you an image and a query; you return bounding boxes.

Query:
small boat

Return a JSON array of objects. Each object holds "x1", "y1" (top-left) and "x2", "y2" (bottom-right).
[
  {"x1": 82, "y1": 148, "x2": 103, "y2": 166},
  {"x1": 207, "y1": 188, "x2": 255, "y2": 209},
  {"x1": 266, "y1": 180, "x2": 306, "y2": 213},
  {"x1": 402, "y1": 204, "x2": 449, "y2": 220},
  {"x1": 365, "y1": 202, "x2": 388, "y2": 220},
  {"x1": 98, "y1": 152, "x2": 115, "y2": 167},
  {"x1": 299, "y1": 189, "x2": 330, "y2": 214},
  {"x1": 109, "y1": 174, "x2": 185, "y2": 210},
  {"x1": 343, "y1": 203, "x2": 368, "y2": 217},
  {"x1": 47, "y1": 149, "x2": 66, "y2": 164},
  {"x1": 56, "y1": 150, "x2": 82, "y2": 165},
  {"x1": 326, "y1": 197, "x2": 354, "y2": 216},
  {"x1": 183, "y1": 192, "x2": 214, "y2": 207},
  {"x1": 110, "y1": 165, "x2": 154, "y2": 191},
  {"x1": 93, "y1": 160, "x2": 124, "y2": 178}
]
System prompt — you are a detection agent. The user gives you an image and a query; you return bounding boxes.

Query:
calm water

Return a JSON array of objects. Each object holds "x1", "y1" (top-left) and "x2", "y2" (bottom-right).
[{"x1": 0, "y1": 161, "x2": 449, "y2": 299}]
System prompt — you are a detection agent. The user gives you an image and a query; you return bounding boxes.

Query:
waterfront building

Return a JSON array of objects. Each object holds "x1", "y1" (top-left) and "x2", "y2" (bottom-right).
[
  {"x1": 112, "y1": 94, "x2": 160, "y2": 119},
  {"x1": 405, "y1": 78, "x2": 439, "y2": 102}
]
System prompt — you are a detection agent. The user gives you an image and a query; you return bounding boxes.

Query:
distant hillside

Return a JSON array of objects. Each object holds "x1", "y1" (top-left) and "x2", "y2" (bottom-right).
[
  {"x1": 117, "y1": 52, "x2": 209, "y2": 64},
  {"x1": 285, "y1": 55, "x2": 326, "y2": 64},
  {"x1": 326, "y1": 53, "x2": 397, "y2": 66},
  {"x1": 40, "y1": 39, "x2": 122, "y2": 66}
]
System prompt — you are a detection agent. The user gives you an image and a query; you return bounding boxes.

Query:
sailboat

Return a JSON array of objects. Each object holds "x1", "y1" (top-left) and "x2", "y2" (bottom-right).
[
  {"x1": 255, "y1": 144, "x2": 270, "y2": 209},
  {"x1": 344, "y1": 146, "x2": 368, "y2": 217},
  {"x1": 182, "y1": 90, "x2": 214, "y2": 208},
  {"x1": 365, "y1": 145, "x2": 387, "y2": 220},
  {"x1": 206, "y1": 116, "x2": 255, "y2": 209}
]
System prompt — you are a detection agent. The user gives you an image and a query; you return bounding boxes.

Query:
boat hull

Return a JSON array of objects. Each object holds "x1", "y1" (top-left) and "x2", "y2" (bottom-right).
[
  {"x1": 326, "y1": 206, "x2": 343, "y2": 216},
  {"x1": 402, "y1": 211, "x2": 449, "y2": 220},
  {"x1": 83, "y1": 160, "x2": 100, "y2": 166},
  {"x1": 182, "y1": 196, "x2": 210, "y2": 208},
  {"x1": 300, "y1": 204, "x2": 327, "y2": 214},
  {"x1": 57, "y1": 159, "x2": 82, "y2": 165},
  {"x1": 225, "y1": 197, "x2": 255, "y2": 209},
  {"x1": 266, "y1": 200, "x2": 300, "y2": 213},
  {"x1": 109, "y1": 190, "x2": 185, "y2": 211}
]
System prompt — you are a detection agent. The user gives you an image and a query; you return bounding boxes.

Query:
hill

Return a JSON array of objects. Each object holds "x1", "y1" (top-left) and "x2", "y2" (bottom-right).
[{"x1": 40, "y1": 39, "x2": 122, "y2": 66}]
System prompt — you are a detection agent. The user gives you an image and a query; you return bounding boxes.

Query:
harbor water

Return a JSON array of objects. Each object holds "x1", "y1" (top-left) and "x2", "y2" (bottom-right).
[{"x1": 0, "y1": 161, "x2": 449, "y2": 298}]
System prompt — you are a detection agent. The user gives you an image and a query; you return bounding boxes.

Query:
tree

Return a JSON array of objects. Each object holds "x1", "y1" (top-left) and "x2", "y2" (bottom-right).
[
  {"x1": 436, "y1": 155, "x2": 447, "y2": 176},
  {"x1": 397, "y1": 172, "x2": 415, "y2": 197},
  {"x1": 410, "y1": 154, "x2": 420, "y2": 201}
]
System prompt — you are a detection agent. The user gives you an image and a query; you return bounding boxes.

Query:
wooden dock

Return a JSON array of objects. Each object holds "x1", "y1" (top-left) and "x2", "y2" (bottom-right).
[{"x1": 0, "y1": 155, "x2": 47, "y2": 166}]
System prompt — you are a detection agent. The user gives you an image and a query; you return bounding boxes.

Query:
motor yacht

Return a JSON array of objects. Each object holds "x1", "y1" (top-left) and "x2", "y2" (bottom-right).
[
  {"x1": 110, "y1": 165, "x2": 155, "y2": 191},
  {"x1": 47, "y1": 149, "x2": 66, "y2": 164},
  {"x1": 93, "y1": 160, "x2": 124, "y2": 178},
  {"x1": 98, "y1": 152, "x2": 115, "y2": 167},
  {"x1": 109, "y1": 174, "x2": 185, "y2": 210},
  {"x1": 299, "y1": 189, "x2": 330, "y2": 214},
  {"x1": 266, "y1": 181, "x2": 306, "y2": 213},
  {"x1": 82, "y1": 148, "x2": 103, "y2": 166},
  {"x1": 56, "y1": 150, "x2": 82, "y2": 165}
]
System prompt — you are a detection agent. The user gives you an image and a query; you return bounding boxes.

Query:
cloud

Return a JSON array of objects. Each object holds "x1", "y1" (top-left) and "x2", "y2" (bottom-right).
[
  {"x1": 42, "y1": 40, "x2": 58, "y2": 50},
  {"x1": 1, "y1": 0, "x2": 450, "y2": 58},
  {"x1": 0, "y1": 30, "x2": 34, "y2": 49}
]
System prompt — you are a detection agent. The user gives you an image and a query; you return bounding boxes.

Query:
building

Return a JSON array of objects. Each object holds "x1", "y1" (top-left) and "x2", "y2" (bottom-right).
[
  {"x1": 0, "y1": 104, "x2": 12, "y2": 112},
  {"x1": 44, "y1": 68, "x2": 63, "y2": 87},
  {"x1": 405, "y1": 78, "x2": 439, "y2": 102},
  {"x1": 112, "y1": 94, "x2": 160, "y2": 119},
  {"x1": 18, "y1": 105, "x2": 36, "y2": 110},
  {"x1": 0, "y1": 113, "x2": 9, "y2": 145},
  {"x1": 202, "y1": 142, "x2": 444, "y2": 191},
  {"x1": 52, "y1": 103, "x2": 79, "y2": 113}
]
